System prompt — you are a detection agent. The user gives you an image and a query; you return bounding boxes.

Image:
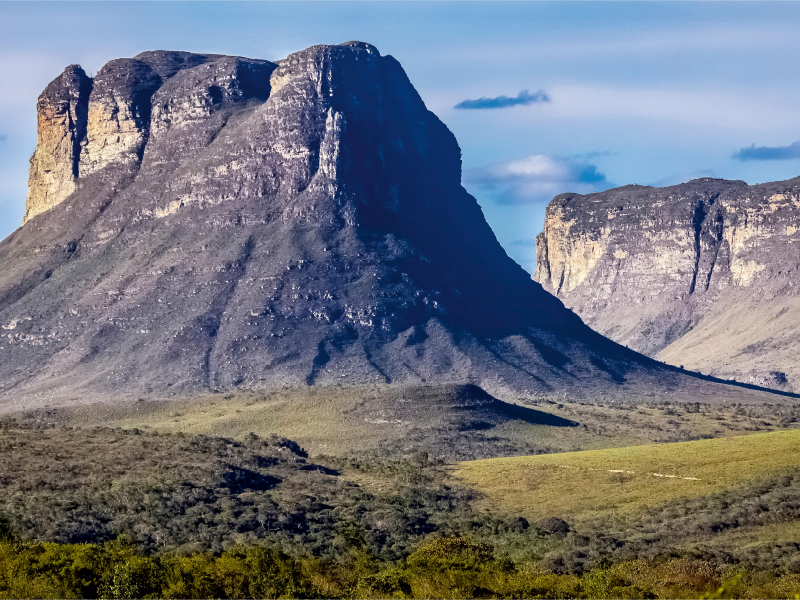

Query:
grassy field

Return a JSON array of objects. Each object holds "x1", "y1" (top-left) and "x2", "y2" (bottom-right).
[
  {"x1": 9, "y1": 386, "x2": 644, "y2": 459},
  {"x1": 453, "y1": 429, "x2": 800, "y2": 521},
  {"x1": 4, "y1": 392, "x2": 800, "y2": 584},
  {"x1": 16, "y1": 385, "x2": 799, "y2": 460}
]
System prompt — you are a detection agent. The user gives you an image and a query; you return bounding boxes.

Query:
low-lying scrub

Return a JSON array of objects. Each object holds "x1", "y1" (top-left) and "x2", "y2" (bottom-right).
[
  {"x1": 1, "y1": 533, "x2": 799, "y2": 599},
  {"x1": 3, "y1": 422, "x2": 800, "y2": 597},
  {"x1": 0, "y1": 424, "x2": 543, "y2": 560}
]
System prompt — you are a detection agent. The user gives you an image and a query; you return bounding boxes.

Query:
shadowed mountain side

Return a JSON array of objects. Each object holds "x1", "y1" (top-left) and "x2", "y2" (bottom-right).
[
  {"x1": 664, "y1": 364, "x2": 800, "y2": 399},
  {"x1": 0, "y1": 44, "x2": 791, "y2": 408},
  {"x1": 494, "y1": 401, "x2": 578, "y2": 427}
]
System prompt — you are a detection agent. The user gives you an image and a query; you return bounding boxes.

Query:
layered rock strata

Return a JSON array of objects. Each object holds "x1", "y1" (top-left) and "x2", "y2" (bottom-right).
[
  {"x1": 24, "y1": 65, "x2": 92, "y2": 222},
  {"x1": 24, "y1": 51, "x2": 273, "y2": 222},
  {"x1": 535, "y1": 177, "x2": 800, "y2": 391},
  {"x1": 0, "y1": 44, "x2": 778, "y2": 406}
]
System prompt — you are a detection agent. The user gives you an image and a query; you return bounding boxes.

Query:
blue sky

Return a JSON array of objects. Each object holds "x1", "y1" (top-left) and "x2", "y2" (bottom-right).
[{"x1": 2, "y1": 2, "x2": 800, "y2": 275}]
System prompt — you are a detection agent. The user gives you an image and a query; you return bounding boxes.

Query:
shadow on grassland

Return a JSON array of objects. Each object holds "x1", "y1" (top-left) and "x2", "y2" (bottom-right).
[{"x1": 492, "y1": 399, "x2": 579, "y2": 428}]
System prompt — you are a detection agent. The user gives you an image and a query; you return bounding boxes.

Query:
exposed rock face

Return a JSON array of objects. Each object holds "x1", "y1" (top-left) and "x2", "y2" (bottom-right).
[
  {"x1": 535, "y1": 177, "x2": 800, "y2": 391},
  {"x1": 24, "y1": 65, "x2": 92, "y2": 223},
  {"x1": 0, "y1": 44, "x2": 774, "y2": 406}
]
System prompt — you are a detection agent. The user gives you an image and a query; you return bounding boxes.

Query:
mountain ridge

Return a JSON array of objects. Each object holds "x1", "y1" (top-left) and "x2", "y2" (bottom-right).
[
  {"x1": 0, "y1": 43, "x2": 784, "y2": 408},
  {"x1": 535, "y1": 175, "x2": 800, "y2": 391}
]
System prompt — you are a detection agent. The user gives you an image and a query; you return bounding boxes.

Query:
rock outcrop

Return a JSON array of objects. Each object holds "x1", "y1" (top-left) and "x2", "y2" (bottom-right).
[
  {"x1": 535, "y1": 177, "x2": 800, "y2": 391},
  {"x1": 24, "y1": 65, "x2": 92, "y2": 223},
  {"x1": 0, "y1": 44, "x2": 780, "y2": 407}
]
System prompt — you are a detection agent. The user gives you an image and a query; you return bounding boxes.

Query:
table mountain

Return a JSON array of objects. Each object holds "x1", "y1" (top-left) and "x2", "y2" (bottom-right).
[
  {"x1": 535, "y1": 177, "x2": 800, "y2": 391},
  {"x1": 0, "y1": 43, "x2": 774, "y2": 406}
]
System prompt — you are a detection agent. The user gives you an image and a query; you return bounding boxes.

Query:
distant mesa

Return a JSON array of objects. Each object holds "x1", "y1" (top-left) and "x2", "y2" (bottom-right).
[
  {"x1": 535, "y1": 176, "x2": 800, "y2": 392},
  {"x1": 0, "y1": 43, "x2": 785, "y2": 407}
]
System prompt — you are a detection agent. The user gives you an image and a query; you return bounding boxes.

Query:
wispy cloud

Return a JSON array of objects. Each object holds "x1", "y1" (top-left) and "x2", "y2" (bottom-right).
[
  {"x1": 464, "y1": 154, "x2": 611, "y2": 204},
  {"x1": 454, "y1": 89, "x2": 549, "y2": 110},
  {"x1": 733, "y1": 141, "x2": 800, "y2": 161},
  {"x1": 572, "y1": 150, "x2": 619, "y2": 161}
]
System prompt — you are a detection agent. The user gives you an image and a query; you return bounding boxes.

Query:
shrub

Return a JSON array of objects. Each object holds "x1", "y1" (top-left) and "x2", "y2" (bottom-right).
[{"x1": 406, "y1": 537, "x2": 494, "y2": 572}]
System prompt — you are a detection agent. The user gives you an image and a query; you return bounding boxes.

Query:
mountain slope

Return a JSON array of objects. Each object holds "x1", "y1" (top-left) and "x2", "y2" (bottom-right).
[
  {"x1": 0, "y1": 44, "x2": 774, "y2": 407},
  {"x1": 534, "y1": 177, "x2": 800, "y2": 391}
]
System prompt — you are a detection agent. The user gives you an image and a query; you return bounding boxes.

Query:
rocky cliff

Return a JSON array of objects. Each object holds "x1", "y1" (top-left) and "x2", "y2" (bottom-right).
[
  {"x1": 0, "y1": 44, "x2": 775, "y2": 407},
  {"x1": 535, "y1": 177, "x2": 800, "y2": 391},
  {"x1": 24, "y1": 65, "x2": 91, "y2": 222}
]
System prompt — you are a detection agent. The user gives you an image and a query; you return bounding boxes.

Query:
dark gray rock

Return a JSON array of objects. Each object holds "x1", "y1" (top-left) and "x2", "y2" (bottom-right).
[
  {"x1": 538, "y1": 517, "x2": 570, "y2": 534},
  {"x1": 0, "y1": 44, "x2": 781, "y2": 407}
]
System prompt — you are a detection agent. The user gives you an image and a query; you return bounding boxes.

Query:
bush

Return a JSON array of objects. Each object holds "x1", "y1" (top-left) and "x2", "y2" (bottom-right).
[{"x1": 406, "y1": 537, "x2": 494, "y2": 571}]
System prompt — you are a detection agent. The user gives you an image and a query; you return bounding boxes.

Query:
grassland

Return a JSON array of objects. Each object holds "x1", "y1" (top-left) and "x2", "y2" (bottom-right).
[
  {"x1": 692, "y1": 520, "x2": 800, "y2": 551},
  {"x1": 454, "y1": 429, "x2": 800, "y2": 522},
  {"x1": 15, "y1": 385, "x2": 800, "y2": 460},
  {"x1": 11, "y1": 386, "x2": 635, "y2": 459}
]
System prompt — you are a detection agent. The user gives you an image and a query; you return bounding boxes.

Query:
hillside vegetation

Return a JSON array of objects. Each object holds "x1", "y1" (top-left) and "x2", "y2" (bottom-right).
[
  {"x1": 455, "y1": 430, "x2": 800, "y2": 574},
  {"x1": 3, "y1": 389, "x2": 800, "y2": 597},
  {"x1": 2, "y1": 534, "x2": 800, "y2": 599}
]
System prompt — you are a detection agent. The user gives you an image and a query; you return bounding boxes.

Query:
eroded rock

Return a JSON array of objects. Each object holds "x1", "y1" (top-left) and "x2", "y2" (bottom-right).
[
  {"x1": 534, "y1": 177, "x2": 800, "y2": 390},
  {"x1": 0, "y1": 45, "x2": 777, "y2": 406},
  {"x1": 24, "y1": 65, "x2": 91, "y2": 223}
]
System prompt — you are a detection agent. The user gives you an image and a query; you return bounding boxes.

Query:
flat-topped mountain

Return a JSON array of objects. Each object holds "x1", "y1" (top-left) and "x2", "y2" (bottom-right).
[
  {"x1": 535, "y1": 177, "x2": 800, "y2": 391},
  {"x1": 0, "y1": 43, "x2": 777, "y2": 407}
]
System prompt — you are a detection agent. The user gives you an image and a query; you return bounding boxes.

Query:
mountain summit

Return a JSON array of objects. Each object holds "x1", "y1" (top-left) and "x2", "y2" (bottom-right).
[{"x1": 0, "y1": 43, "x2": 744, "y2": 404}]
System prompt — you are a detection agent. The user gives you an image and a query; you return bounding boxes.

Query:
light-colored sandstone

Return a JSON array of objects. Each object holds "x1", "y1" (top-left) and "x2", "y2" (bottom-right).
[
  {"x1": 535, "y1": 178, "x2": 800, "y2": 390},
  {"x1": 24, "y1": 65, "x2": 91, "y2": 223}
]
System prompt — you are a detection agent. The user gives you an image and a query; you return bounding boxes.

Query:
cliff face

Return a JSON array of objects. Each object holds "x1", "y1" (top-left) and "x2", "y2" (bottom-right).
[
  {"x1": 535, "y1": 177, "x2": 800, "y2": 390},
  {"x1": 24, "y1": 65, "x2": 92, "y2": 223},
  {"x1": 1, "y1": 43, "x2": 772, "y2": 407},
  {"x1": 24, "y1": 51, "x2": 271, "y2": 221}
]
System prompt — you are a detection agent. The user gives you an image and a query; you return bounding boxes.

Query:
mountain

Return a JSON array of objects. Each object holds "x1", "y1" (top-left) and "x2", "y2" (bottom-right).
[
  {"x1": 535, "y1": 177, "x2": 800, "y2": 391},
  {"x1": 0, "y1": 43, "x2": 776, "y2": 407}
]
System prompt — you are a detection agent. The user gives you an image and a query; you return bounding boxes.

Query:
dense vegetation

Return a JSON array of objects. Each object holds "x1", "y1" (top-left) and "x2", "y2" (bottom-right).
[
  {"x1": 3, "y1": 416, "x2": 800, "y2": 598},
  {"x1": 2, "y1": 532, "x2": 800, "y2": 599},
  {"x1": 1, "y1": 423, "x2": 556, "y2": 561},
  {"x1": 541, "y1": 469, "x2": 800, "y2": 575}
]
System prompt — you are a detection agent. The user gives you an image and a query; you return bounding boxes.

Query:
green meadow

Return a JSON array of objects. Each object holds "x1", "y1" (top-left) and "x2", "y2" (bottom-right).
[{"x1": 454, "y1": 429, "x2": 800, "y2": 521}]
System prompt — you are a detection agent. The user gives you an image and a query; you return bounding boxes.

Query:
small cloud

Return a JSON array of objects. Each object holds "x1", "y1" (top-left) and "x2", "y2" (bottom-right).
[
  {"x1": 454, "y1": 89, "x2": 549, "y2": 110},
  {"x1": 733, "y1": 140, "x2": 800, "y2": 161},
  {"x1": 572, "y1": 150, "x2": 619, "y2": 160},
  {"x1": 651, "y1": 169, "x2": 716, "y2": 187},
  {"x1": 464, "y1": 154, "x2": 612, "y2": 204},
  {"x1": 510, "y1": 238, "x2": 539, "y2": 247}
]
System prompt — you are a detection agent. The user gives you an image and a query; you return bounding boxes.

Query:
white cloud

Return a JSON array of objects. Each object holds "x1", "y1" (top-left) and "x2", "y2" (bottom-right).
[{"x1": 464, "y1": 154, "x2": 611, "y2": 204}]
